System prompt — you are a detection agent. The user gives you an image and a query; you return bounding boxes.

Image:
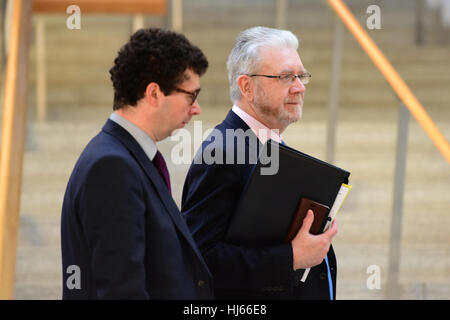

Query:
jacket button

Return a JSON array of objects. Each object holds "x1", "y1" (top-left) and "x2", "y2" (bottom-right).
[
  {"x1": 197, "y1": 280, "x2": 205, "y2": 288},
  {"x1": 320, "y1": 272, "x2": 327, "y2": 280}
]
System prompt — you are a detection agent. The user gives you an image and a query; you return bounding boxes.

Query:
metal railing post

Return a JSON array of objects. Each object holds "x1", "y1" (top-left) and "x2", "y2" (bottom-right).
[
  {"x1": 132, "y1": 14, "x2": 145, "y2": 32},
  {"x1": 386, "y1": 102, "x2": 410, "y2": 299},
  {"x1": 171, "y1": 0, "x2": 183, "y2": 32},
  {"x1": 415, "y1": 0, "x2": 425, "y2": 46},
  {"x1": 275, "y1": 0, "x2": 287, "y2": 29},
  {"x1": 326, "y1": 16, "x2": 343, "y2": 164}
]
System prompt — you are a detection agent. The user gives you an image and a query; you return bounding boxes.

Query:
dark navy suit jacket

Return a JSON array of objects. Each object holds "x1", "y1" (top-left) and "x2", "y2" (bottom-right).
[
  {"x1": 182, "y1": 110, "x2": 337, "y2": 299},
  {"x1": 61, "y1": 119, "x2": 213, "y2": 299}
]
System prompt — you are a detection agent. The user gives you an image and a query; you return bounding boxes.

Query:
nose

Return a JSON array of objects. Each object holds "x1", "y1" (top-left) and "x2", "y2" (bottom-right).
[
  {"x1": 190, "y1": 100, "x2": 201, "y2": 116},
  {"x1": 290, "y1": 77, "x2": 306, "y2": 94}
]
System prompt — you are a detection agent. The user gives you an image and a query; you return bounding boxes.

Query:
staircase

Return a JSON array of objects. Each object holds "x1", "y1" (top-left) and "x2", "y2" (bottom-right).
[{"x1": 12, "y1": 0, "x2": 450, "y2": 299}]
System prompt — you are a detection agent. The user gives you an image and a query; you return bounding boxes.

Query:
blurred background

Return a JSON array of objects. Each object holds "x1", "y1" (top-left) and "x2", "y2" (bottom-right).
[{"x1": 0, "y1": 0, "x2": 449, "y2": 299}]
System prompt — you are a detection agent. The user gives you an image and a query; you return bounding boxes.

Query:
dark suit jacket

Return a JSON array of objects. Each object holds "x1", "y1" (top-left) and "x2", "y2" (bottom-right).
[
  {"x1": 61, "y1": 119, "x2": 213, "y2": 299},
  {"x1": 181, "y1": 110, "x2": 337, "y2": 299}
]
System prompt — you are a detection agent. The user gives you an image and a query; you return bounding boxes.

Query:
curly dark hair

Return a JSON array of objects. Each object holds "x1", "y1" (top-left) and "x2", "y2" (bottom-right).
[{"x1": 109, "y1": 28, "x2": 208, "y2": 110}]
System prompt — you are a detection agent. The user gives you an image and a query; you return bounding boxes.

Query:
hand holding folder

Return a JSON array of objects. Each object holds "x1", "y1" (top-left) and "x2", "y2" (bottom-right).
[
  {"x1": 290, "y1": 186, "x2": 352, "y2": 282},
  {"x1": 290, "y1": 208, "x2": 338, "y2": 272}
]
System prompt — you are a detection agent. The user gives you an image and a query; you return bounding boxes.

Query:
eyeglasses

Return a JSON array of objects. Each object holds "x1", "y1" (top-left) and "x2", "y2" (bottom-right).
[
  {"x1": 248, "y1": 72, "x2": 311, "y2": 85},
  {"x1": 174, "y1": 87, "x2": 201, "y2": 105}
]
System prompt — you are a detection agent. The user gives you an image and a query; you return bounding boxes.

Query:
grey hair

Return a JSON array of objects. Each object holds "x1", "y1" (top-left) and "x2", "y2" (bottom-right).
[{"x1": 226, "y1": 26, "x2": 299, "y2": 103}]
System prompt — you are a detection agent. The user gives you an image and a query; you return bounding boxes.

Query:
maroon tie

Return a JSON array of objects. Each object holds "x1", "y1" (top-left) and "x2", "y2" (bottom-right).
[{"x1": 152, "y1": 150, "x2": 171, "y2": 194}]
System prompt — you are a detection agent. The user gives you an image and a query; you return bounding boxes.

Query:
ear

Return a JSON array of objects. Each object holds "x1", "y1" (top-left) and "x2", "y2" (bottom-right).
[
  {"x1": 144, "y1": 82, "x2": 164, "y2": 108},
  {"x1": 237, "y1": 74, "x2": 254, "y2": 101}
]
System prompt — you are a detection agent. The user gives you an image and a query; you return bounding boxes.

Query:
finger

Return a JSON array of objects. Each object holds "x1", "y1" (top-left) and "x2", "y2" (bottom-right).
[
  {"x1": 332, "y1": 219, "x2": 338, "y2": 231},
  {"x1": 324, "y1": 219, "x2": 338, "y2": 239},
  {"x1": 300, "y1": 209, "x2": 314, "y2": 234}
]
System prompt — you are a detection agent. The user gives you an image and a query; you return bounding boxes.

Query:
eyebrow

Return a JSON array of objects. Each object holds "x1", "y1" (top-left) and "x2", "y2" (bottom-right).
[{"x1": 280, "y1": 68, "x2": 307, "y2": 74}]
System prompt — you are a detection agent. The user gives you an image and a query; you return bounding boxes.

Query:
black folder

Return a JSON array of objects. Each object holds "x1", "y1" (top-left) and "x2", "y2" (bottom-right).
[{"x1": 225, "y1": 140, "x2": 350, "y2": 246}]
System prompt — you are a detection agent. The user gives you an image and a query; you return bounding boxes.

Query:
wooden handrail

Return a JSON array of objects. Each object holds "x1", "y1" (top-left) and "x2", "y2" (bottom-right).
[
  {"x1": 328, "y1": 0, "x2": 450, "y2": 163},
  {"x1": 32, "y1": 0, "x2": 167, "y2": 14},
  {"x1": 0, "y1": 0, "x2": 32, "y2": 299}
]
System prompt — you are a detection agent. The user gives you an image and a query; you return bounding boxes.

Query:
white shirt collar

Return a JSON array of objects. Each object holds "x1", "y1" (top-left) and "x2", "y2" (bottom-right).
[
  {"x1": 231, "y1": 105, "x2": 283, "y2": 144},
  {"x1": 109, "y1": 112, "x2": 158, "y2": 161}
]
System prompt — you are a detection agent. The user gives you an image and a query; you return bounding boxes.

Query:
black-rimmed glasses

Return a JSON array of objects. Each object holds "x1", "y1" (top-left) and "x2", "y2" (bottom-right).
[{"x1": 174, "y1": 87, "x2": 201, "y2": 105}]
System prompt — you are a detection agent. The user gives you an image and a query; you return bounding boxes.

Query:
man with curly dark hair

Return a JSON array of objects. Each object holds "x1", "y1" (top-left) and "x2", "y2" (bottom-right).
[{"x1": 61, "y1": 28, "x2": 212, "y2": 299}]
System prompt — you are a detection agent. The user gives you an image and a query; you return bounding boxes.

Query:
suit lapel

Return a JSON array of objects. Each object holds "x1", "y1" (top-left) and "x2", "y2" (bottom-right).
[
  {"x1": 223, "y1": 110, "x2": 263, "y2": 147},
  {"x1": 222, "y1": 110, "x2": 263, "y2": 163},
  {"x1": 102, "y1": 120, "x2": 211, "y2": 275},
  {"x1": 222, "y1": 109, "x2": 250, "y2": 131}
]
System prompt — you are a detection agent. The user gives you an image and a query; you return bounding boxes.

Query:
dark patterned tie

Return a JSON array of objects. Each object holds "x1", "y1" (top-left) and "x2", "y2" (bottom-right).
[{"x1": 152, "y1": 150, "x2": 171, "y2": 194}]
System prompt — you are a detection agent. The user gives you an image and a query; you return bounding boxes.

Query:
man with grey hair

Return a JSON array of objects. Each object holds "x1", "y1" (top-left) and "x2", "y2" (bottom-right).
[{"x1": 182, "y1": 26, "x2": 338, "y2": 299}]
